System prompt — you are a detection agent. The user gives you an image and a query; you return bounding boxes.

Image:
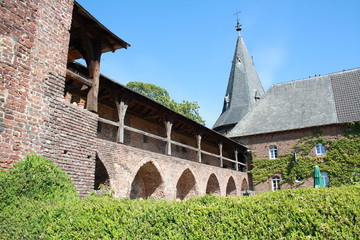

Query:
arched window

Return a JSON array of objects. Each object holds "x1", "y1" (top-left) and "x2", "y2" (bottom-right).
[
  {"x1": 272, "y1": 176, "x2": 281, "y2": 191},
  {"x1": 315, "y1": 143, "x2": 325, "y2": 155},
  {"x1": 269, "y1": 146, "x2": 278, "y2": 159},
  {"x1": 321, "y1": 172, "x2": 329, "y2": 187}
]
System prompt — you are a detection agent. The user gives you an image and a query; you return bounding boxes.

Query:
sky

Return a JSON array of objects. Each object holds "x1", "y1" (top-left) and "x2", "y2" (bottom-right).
[{"x1": 76, "y1": 0, "x2": 360, "y2": 127}]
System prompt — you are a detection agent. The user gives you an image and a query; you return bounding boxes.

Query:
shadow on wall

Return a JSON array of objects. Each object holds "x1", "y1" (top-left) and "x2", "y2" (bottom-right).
[
  {"x1": 176, "y1": 168, "x2": 198, "y2": 200},
  {"x1": 130, "y1": 162, "x2": 164, "y2": 199},
  {"x1": 205, "y1": 173, "x2": 221, "y2": 196},
  {"x1": 226, "y1": 176, "x2": 237, "y2": 197}
]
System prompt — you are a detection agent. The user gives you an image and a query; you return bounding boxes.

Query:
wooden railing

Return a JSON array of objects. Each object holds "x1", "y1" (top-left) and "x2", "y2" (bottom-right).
[{"x1": 98, "y1": 117, "x2": 247, "y2": 171}]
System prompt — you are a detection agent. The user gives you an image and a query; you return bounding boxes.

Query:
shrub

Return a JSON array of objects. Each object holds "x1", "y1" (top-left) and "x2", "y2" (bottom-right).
[
  {"x1": 1, "y1": 185, "x2": 359, "y2": 239},
  {"x1": 0, "y1": 154, "x2": 78, "y2": 209}
]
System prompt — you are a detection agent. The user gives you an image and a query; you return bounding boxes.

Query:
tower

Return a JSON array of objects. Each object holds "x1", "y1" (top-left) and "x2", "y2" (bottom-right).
[{"x1": 213, "y1": 20, "x2": 264, "y2": 135}]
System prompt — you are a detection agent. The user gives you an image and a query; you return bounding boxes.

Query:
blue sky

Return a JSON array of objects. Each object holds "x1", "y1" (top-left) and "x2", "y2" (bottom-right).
[{"x1": 76, "y1": 0, "x2": 360, "y2": 127}]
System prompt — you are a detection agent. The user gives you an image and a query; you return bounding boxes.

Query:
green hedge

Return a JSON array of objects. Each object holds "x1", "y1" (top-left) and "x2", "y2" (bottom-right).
[
  {"x1": 0, "y1": 154, "x2": 78, "y2": 209},
  {"x1": 1, "y1": 185, "x2": 359, "y2": 239},
  {"x1": 1, "y1": 155, "x2": 359, "y2": 239}
]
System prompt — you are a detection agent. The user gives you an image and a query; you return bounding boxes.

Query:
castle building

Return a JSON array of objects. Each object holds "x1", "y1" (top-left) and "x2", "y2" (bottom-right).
[
  {"x1": 214, "y1": 20, "x2": 360, "y2": 193},
  {"x1": 1, "y1": 1, "x2": 251, "y2": 199}
]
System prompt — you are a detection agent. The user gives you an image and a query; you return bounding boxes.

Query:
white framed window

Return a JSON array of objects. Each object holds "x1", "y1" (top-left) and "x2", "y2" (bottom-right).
[
  {"x1": 315, "y1": 143, "x2": 325, "y2": 155},
  {"x1": 321, "y1": 172, "x2": 329, "y2": 187},
  {"x1": 269, "y1": 146, "x2": 278, "y2": 159},
  {"x1": 272, "y1": 176, "x2": 281, "y2": 191}
]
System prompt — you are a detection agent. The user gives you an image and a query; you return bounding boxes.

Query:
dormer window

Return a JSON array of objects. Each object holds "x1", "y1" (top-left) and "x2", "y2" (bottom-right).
[
  {"x1": 236, "y1": 55, "x2": 241, "y2": 63},
  {"x1": 269, "y1": 146, "x2": 278, "y2": 159},
  {"x1": 315, "y1": 143, "x2": 325, "y2": 155},
  {"x1": 254, "y1": 90, "x2": 261, "y2": 101}
]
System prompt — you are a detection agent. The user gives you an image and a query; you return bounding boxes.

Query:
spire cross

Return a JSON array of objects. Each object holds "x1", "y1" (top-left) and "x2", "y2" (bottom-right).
[{"x1": 234, "y1": 10, "x2": 242, "y2": 32}]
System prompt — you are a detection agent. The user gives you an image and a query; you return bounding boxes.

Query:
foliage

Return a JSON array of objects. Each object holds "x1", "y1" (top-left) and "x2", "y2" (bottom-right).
[
  {"x1": 1, "y1": 184, "x2": 359, "y2": 239},
  {"x1": 250, "y1": 122, "x2": 360, "y2": 186},
  {"x1": 1, "y1": 156, "x2": 359, "y2": 239},
  {"x1": 0, "y1": 154, "x2": 78, "y2": 209},
  {"x1": 126, "y1": 81, "x2": 205, "y2": 125}
]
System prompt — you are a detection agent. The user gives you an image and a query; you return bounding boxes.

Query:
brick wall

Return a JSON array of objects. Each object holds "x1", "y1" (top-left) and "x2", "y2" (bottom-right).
[
  {"x1": 44, "y1": 102, "x2": 98, "y2": 197},
  {"x1": 96, "y1": 138, "x2": 248, "y2": 200},
  {"x1": 235, "y1": 124, "x2": 344, "y2": 193},
  {"x1": 237, "y1": 125, "x2": 344, "y2": 159},
  {"x1": 0, "y1": 0, "x2": 74, "y2": 168}
]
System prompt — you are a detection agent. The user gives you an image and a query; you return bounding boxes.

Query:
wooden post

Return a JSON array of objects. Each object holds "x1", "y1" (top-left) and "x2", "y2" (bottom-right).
[
  {"x1": 116, "y1": 100, "x2": 129, "y2": 143},
  {"x1": 235, "y1": 149, "x2": 239, "y2": 171},
  {"x1": 219, "y1": 143, "x2": 223, "y2": 167},
  {"x1": 165, "y1": 120, "x2": 173, "y2": 155},
  {"x1": 80, "y1": 33, "x2": 102, "y2": 113},
  {"x1": 86, "y1": 59, "x2": 101, "y2": 112},
  {"x1": 196, "y1": 134, "x2": 202, "y2": 163}
]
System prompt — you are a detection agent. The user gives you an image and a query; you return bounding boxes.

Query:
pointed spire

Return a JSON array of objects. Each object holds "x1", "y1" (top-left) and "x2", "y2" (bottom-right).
[
  {"x1": 235, "y1": 12, "x2": 242, "y2": 33},
  {"x1": 213, "y1": 21, "x2": 265, "y2": 134}
]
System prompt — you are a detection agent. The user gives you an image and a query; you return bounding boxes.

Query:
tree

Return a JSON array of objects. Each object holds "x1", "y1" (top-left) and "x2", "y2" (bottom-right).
[{"x1": 126, "y1": 81, "x2": 205, "y2": 125}]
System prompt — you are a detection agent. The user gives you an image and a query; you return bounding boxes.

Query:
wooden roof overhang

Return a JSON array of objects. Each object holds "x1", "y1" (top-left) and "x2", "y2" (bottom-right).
[
  {"x1": 66, "y1": 62, "x2": 247, "y2": 152},
  {"x1": 68, "y1": 1, "x2": 130, "y2": 62}
]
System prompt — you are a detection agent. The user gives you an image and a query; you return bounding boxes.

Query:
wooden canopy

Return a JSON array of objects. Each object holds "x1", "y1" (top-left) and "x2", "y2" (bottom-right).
[{"x1": 68, "y1": 2, "x2": 130, "y2": 62}]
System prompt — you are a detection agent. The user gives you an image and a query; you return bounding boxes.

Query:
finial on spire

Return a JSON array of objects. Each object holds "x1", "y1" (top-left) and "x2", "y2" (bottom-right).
[{"x1": 234, "y1": 10, "x2": 242, "y2": 32}]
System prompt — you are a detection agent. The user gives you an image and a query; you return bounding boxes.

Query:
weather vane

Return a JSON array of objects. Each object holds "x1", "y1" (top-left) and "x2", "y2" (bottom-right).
[{"x1": 234, "y1": 10, "x2": 242, "y2": 32}]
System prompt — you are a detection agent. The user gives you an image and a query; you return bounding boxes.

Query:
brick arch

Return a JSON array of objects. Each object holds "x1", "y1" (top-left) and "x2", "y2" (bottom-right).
[
  {"x1": 94, "y1": 153, "x2": 110, "y2": 190},
  {"x1": 176, "y1": 168, "x2": 198, "y2": 200},
  {"x1": 241, "y1": 178, "x2": 248, "y2": 191},
  {"x1": 205, "y1": 173, "x2": 221, "y2": 196},
  {"x1": 130, "y1": 161, "x2": 164, "y2": 199},
  {"x1": 226, "y1": 176, "x2": 237, "y2": 197}
]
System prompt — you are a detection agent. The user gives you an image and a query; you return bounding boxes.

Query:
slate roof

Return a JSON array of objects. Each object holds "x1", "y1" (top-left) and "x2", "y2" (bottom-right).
[
  {"x1": 227, "y1": 68, "x2": 360, "y2": 138},
  {"x1": 213, "y1": 32, "x2": 264, "y2": 131}
]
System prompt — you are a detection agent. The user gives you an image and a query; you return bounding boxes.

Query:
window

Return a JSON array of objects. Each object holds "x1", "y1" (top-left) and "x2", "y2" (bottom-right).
[
  {"x1": 272, "y1": 176, "x2": 281, "y2": 191},
  {"x1": 315, "y1": 143, "x2": 325, "y2": 155},
  {"x1": 321, "y1": 172, "x2": 329, "y2": 187},
  {"x1": 269, "y1": 146, "x2": 278, "y2": 159}
]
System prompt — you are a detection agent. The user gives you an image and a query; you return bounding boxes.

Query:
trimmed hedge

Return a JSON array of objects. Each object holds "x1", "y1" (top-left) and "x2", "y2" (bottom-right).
[
  {"x1": 1, "y1": 155, "x2": 359, "y2": 239},
  {"x1": 0, "y1": 154, "x2": 78, "y2": 209}
]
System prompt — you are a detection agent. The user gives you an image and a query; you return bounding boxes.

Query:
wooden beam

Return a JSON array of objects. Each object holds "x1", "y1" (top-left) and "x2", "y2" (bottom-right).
[
  {"x1": 66, "y1": 69, "x2": 92, "y2": 87},
  {"x1": 171, "y1": 140, "x2": 198, "y2": 152},
  {"x1": 124, "y1": 126, "x2": 166, "y2": 142},
  {"x1": 116, "y1": 100, "x2": 129, "y2": 143},
  {"x1": 98, "y1": 117, "x2": 119, "y2": 127},
  {"x1": 196, "y1": 134, "x2": 202, "y2": 163},
  {"x1": 219, "y1": 143, "x2": 223, "y2": 167},
  {"x1": 235, "y1": 149, "x2": 239, "y2": 171},
  {"x1": 165, "y1": 120, "x2": 173, "y2": 155}
]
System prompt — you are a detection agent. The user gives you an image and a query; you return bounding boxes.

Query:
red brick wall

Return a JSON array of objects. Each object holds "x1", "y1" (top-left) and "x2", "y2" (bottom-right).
[
  {"x1": 0, "y1": 0, "x2": 74, "y2": 168},
  {"x1": 96, "y1": 138, "x2": 248, "y2": 200},
  {"x1": 235, "y1": 125, "x2": 344, "y2": 193},
  {"x1": 237, "y1": 125, "x2": 344, "y2": 159},
  {"x1": 44, "y1": 102, "x2": 98, "y2": 197}
]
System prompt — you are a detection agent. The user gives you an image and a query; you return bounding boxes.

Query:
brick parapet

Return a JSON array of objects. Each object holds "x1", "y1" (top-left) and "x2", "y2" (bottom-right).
[{"x1": 96, "y1": 138, "x2": 248, "y2": 200}]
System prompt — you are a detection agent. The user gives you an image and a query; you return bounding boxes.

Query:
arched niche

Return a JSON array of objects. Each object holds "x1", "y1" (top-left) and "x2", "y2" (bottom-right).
[
  {"x1": 241, "y1": 179, "x2": 248, "y2": 191},
  {"x1": 130, "y1": 162, "x2": 164, "y2": 199},
  {"x1": 226, "y1": 176, "x2": 237, "y2": 197},
  {"x1": 176, "y1": 168, "x2": 198, "y2": 200},
  {"x1": 205, "y1": 173, "x2": 220, "y2": 196},
  {"x1": 94, "y1": 155, "x2": 110, "y2": 190}
]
